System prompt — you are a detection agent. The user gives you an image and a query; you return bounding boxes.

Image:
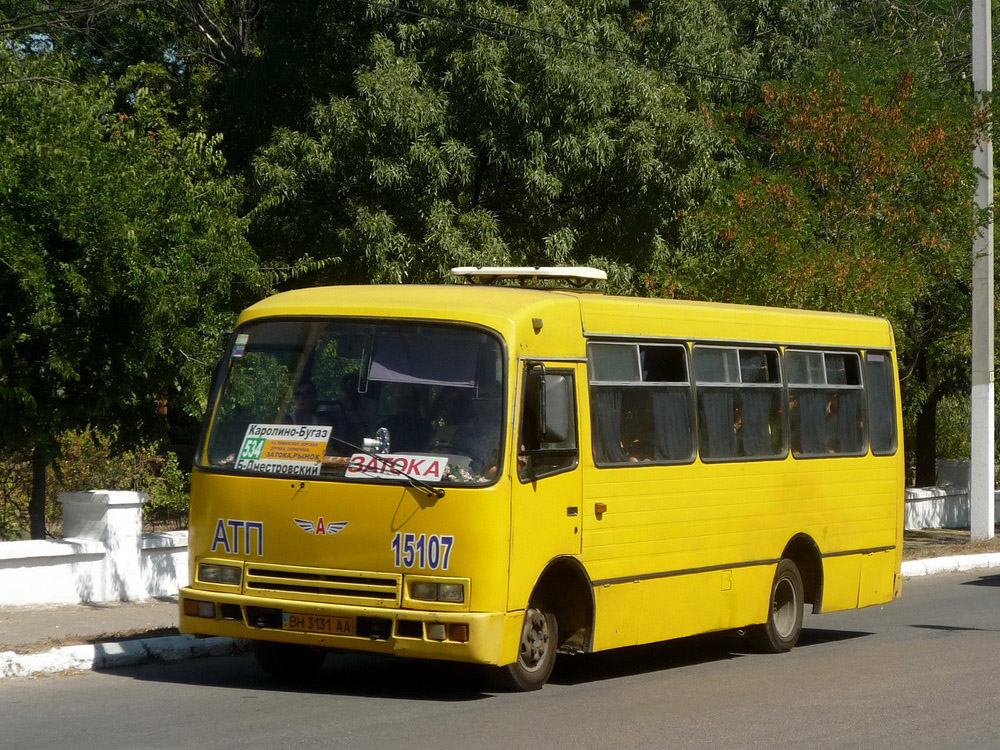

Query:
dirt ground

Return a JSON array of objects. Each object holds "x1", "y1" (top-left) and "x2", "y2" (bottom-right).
[{"x1": 903, "y1": 526, "x2": 1000, "y2": 560}]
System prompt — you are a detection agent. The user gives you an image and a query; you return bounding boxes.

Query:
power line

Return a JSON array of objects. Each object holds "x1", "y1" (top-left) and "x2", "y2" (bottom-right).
[{"x1": 353, "y1": 0, "x2": 754, "y2": 85}]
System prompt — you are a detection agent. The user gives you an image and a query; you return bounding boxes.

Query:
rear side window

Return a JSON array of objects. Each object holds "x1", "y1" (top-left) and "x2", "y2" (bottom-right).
[
  {"x1": 693, "y1": 346, "x2": 784, "y2": 461},
  {"x1": 865, "y1": 352, "x2": 898, "y2": 455},
  {"x1": 787, "y1": 350, "x2": 865, "y2": 457}
]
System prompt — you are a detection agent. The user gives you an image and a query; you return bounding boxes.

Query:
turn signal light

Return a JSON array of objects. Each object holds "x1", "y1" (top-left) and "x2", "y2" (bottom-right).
[{"x1": 183, "y1": 598, "x2": 216, "y2": 619}]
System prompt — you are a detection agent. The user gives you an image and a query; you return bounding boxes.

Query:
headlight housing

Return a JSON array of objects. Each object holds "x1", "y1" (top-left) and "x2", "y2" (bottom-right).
[
  {"x1": 199, "y1": 563, "x2": 242, "y2": 585},
  {"x1": 409, "y1": 581, "x2": 465, "y2": 603}
]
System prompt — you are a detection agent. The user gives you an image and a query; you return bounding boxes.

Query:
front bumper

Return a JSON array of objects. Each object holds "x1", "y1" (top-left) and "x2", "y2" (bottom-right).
[{"x1": 179, "y1": 587, "x2": 522, "y2": 666}]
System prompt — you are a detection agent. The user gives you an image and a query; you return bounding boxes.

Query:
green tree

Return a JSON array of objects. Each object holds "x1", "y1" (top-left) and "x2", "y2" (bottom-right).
[
  {"x1": 247, "y1": 0, "x2": 836, "y2": 292},
  {"x1": 0, "y1": 50, "x2": 265, "y2": 537}
]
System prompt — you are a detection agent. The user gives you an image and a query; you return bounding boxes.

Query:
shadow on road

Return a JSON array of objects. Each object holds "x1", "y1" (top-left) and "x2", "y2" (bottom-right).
[
  {"x1": 112, "y1": 625, "x2": 873, "y2": 699},
  {"x1": 115, "y1": 651, "x2": 493, "y2": 702},
  {"x1": 551, "y1": 627, "x2": 871, "y2": 686},
  {"x1": 910, "y1": 623, "x2": 1000, "y2": 633},
  {"x1": 960, "y1": 573, "x2": 1000, "y2": 587}
]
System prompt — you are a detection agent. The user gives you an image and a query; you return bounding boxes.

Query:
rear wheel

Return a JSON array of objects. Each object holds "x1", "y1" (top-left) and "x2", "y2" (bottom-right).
[
  {"x1": 253, "y1": 641, "x2": 327, "y2": 681},
  {"x1": 488, "y1": 604, "x2": 558, "y2": 691},
  {"x1": 749, "y1": 558, "x2": 804, "y2": 653}
]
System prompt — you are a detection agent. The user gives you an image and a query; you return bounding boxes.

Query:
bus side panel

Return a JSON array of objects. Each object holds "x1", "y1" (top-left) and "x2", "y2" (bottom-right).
[
  {"x1": 819, "y1": 555, "x2": 862, "y2": 612},
  {"x1": 858, "y1": 549, "x2": 897, "y2": 608},
  {"x1": 590, "y1": 582, "x2": 641, "y2": 650},
  {"x1": 591, "y1": 566, "x2": 773, "y2": 652},
  {"x1": 581, "y1": 453, "x2": 899, "y2": 642}
]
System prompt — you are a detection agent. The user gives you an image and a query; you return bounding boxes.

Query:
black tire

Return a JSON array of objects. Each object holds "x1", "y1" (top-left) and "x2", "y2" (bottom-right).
[
  {"x1": 253, "y1": 640, "x2": 327, "y2": 682},
  {"x1": 488, "y1": 604, "x2": 558, "y2": 691},
  {"x1": 749, "y1": 558, "x2": 804, "y2": 653}
]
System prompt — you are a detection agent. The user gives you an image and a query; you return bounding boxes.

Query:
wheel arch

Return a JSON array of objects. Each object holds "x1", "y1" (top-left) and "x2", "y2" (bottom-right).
[
  {"x1": 781, "y1": 533, "x2": 824, "y2": 614},
  {"x1": 528, "y1": 556, "x2": 595, "y2": 654}
]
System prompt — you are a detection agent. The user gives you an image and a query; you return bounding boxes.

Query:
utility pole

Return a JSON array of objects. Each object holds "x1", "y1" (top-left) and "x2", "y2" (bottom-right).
[{"x1": 971, "y1": 0, "x2": 995, "y2": 540}]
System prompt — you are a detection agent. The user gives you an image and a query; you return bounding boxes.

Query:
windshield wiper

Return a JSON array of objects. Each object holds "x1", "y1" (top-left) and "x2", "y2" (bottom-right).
[{"x1": 327, "y1": 436, "x2": 446, "y2": 499}]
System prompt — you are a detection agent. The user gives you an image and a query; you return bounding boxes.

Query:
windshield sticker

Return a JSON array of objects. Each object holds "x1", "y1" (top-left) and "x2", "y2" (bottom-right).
[
  {"x1": 211, "y1": 518, "x2": 264, "y2": 556},
  {"x1": 235, "y1": 423, "x2": 332, "y2": 477},
  {"x1": 294, "y1": 517, "x2": 348, "y2": 536},
  {"x1": 232, "y1": 333, "x2": 249, "y2": 358},
  {"x1": 346, "y1": 453, "x2": 446, "y2": 482}
]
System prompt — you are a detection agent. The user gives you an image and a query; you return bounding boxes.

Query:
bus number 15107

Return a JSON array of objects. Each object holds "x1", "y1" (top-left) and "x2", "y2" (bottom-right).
[{"x1": 391, "y1": 532, "x2": 454, "y2": 571}]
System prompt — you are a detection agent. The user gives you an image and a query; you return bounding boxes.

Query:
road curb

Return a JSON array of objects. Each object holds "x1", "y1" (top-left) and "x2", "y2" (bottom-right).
[
  {"x1": 0, "y1": 635, "x2": 249, "y2": 680},
  {"x1": 900, "y1": 552, "x2": 1000, "y2": 578}
]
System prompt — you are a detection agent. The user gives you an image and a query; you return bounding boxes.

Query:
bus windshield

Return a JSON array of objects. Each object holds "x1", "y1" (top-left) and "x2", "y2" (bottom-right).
[{"x1": 201, "y1": 319, "x2": 505, "y2": 486}]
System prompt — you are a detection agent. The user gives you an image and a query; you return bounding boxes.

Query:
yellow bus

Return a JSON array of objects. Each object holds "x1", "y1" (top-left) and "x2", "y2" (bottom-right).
[{"x1": 180, "y1": 267, "x2": 903, "y2": 690}]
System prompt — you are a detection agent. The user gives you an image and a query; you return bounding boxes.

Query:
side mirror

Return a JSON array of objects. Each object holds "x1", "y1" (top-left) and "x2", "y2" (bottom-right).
[
  {"x1": 526, "y1": 367, "x2": 573, "y2": 446},
  {"x1": 541, "y1": 374, "x2": 572, "y2": 444}
]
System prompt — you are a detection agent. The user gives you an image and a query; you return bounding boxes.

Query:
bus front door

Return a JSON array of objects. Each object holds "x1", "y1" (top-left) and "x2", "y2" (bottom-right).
[{"x1": 507, "y1": 362, "x2": 583, "y2": 611}]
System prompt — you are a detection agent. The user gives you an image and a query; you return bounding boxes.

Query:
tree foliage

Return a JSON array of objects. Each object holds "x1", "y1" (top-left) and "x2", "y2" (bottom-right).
[
  {"x1": 0, "y1": 0, "x2": 994, "y2": 514},
  {"x1": 0, "y1": 48, "x2": 264, "y2": 534},
  {"x1": 668, "y1": 37, "x2": 984, "y2": 479},
  {"x1": 244, "y1": 1, "x2": 838, "y2": 292}
]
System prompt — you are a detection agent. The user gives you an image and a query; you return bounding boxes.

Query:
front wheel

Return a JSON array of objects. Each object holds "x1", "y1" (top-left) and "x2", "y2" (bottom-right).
[
  {"x1": 488, "y1": 604, "x2": 558, "y2": 691},
  {"x1": 253, "y1": 640, "x2": 327, "y2": 682},
  {"x1": 748, "y1": 558, "x2": 804, "y2": 653}
]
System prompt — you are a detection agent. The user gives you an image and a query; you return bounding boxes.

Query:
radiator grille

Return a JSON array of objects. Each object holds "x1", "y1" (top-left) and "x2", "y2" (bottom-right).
[{"x1": 244, "y1": 564, "x2": 402, "y2": 607}]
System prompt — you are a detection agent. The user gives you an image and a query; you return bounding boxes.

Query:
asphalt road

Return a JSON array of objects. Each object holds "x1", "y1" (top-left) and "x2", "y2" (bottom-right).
[{"x1": 2, "y1": 570, "x2": 998, "y2": 750}]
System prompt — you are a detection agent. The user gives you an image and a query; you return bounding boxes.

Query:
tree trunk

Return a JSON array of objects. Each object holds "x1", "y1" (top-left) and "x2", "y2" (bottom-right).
[
  {"x1": 914, "y1": 391, "x2": 941, "y2": 487},
  {"x1": 30, "y1": 446, "x2": 47, "y2": 540}
]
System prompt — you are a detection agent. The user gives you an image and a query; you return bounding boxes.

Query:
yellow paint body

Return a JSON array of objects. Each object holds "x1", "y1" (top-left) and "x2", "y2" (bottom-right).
[{"x1": 180, "y1": 285, "x2": 904, "y2": 666}]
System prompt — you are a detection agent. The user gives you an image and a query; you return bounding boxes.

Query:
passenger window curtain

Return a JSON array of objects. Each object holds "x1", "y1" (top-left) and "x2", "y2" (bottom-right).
[
  {"x1": 794, "y1": 389, "x2": 827, "y2": 454},
  {"x1": 591, "y1": 387, "x2": 628, "y2": 463},
  {"x1": 832, "y1": 390, "x2": 864, "y2": 454},
  {"x1": 699, "y1": 389, "x2": 737, "y2": 458},
  {"x1": 652, "y1": 389, "x2": 692, "y2": 461},
  {"x1": 740, "y1": 389, "x2": 778, "y2": 457}
]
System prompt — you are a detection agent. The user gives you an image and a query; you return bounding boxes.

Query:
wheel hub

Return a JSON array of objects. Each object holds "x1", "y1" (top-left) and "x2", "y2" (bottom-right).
[
  {"x1": 519, "y1": 607, "x2": 550, "y2": 671},
  {"x1": 772, "y1": 577, "x2": 798, "y2": 639}
]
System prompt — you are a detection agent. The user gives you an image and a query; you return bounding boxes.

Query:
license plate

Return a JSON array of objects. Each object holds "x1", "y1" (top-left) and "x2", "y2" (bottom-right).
[{"x1": 281, "y1": 612, "x2": 354, "y2": 635}]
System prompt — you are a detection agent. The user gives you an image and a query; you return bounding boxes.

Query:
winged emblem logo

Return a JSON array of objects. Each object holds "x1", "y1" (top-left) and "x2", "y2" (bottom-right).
[{"x1": 293, "y1": 518, "x2": 348, "y2": 536}]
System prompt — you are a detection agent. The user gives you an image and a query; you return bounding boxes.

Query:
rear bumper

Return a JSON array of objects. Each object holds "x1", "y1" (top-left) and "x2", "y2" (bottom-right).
[{"x1": 179, "y1": 587, "x2": 522, "y2": 666}]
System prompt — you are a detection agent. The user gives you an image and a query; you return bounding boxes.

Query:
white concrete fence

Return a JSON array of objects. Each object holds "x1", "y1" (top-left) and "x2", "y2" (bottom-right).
[
  {"x1": 0, "y1": 462, "x2": 993, "y2": 606},
  {"x1": 0, "y1": 491, "x2": 187, "y2": 607},
  {"x1": 904, "y1": 459, "x2": 1000, "y2": 530}
]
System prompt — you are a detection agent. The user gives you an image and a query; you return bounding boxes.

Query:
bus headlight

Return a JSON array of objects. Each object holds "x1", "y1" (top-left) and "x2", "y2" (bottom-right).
[
  {"x1": 437, "y1": 583, "x2": 465, "y2": 603},
  {"x1": 410, "y1": 581, "x2": 465, "y2": 604},
  {"x1": 411, "y1": 581, "x2": 438, "y2": 601},
  {"x1": 199, "y1": 563, "x2": 242, "y2": 585}
]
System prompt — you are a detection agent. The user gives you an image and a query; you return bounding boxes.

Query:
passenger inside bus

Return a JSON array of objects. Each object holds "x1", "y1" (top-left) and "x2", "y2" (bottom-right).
[
  {"x1": 428, "y1": 388, "x2": 502, "y2": 478},
  {"x1": 283, "y1": 380, "x2": 325, "y2": 426},
  {"x1": 620, "y1": 398, "x2": 654, "y2": 462},
  {"x1": 332, "y1": 375, "x2": 379, "y2": 447}
]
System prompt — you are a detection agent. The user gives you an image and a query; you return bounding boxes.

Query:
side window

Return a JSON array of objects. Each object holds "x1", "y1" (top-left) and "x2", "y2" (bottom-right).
[
  {"x1": 694, "y1": 346, "x2": 784, "y2": 461},
  {"x1": 787, "y1": 350, "x2": 865, "y2": 457},
  {"x1": 519, "y1": 366, "x2": 578, "y2": 481},
  {"x1": 865, "y1": 351, "x2": 898, "y2": 456},
  {"x1": 588, "y1": 342, "x2": 694, "y2": 466}
]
